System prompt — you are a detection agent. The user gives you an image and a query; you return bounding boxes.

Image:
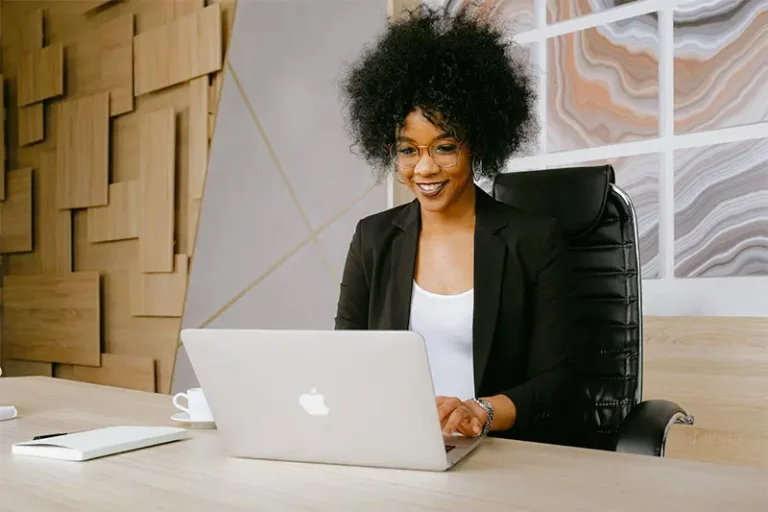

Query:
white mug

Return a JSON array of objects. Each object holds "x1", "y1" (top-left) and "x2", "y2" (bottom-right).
[{"x1": 172, "y1": 387, "x2": 214, "y2": 421}]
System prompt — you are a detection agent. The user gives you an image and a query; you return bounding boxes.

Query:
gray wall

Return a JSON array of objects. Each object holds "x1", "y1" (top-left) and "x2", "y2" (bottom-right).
[{"x1": 173, "y1": 1, "x2": 389, "y2": 392}]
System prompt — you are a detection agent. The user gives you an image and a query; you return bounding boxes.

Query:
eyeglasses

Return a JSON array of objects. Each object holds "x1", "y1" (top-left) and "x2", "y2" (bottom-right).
[{"x1": 390, "y1": 139, "x2": 462, "y2": 169}]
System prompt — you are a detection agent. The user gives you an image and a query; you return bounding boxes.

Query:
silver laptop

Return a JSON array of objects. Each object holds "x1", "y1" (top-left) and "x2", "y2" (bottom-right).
[{"x1": 180, "y1": 329, "x2": 484, "y2": 471}]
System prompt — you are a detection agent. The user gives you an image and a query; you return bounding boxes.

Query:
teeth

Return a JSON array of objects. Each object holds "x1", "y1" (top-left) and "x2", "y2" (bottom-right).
[{"x1": 418, "y1": 183, "x2": 443, "y2": 191}]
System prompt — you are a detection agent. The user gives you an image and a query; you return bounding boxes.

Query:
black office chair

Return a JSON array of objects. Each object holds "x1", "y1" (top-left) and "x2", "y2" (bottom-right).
[{"x1": 493, "y1": 164, "x2": 694, "y2": 456}]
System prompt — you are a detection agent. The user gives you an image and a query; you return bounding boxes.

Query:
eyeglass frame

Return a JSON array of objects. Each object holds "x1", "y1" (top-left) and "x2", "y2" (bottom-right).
[{"x1": 387, "y1": 139, "x2": 465, "y2": 170}]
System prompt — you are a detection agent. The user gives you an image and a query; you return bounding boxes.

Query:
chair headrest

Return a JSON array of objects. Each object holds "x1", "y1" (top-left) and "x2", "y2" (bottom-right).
[{"x1": 492, "y1": 165, "x2": 615, "y2": 239}]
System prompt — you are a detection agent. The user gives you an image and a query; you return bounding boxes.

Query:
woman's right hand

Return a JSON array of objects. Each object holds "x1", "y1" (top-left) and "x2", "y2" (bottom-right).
[{"x1": 436, "y1": 396, "x2": 486, "y2": 437}]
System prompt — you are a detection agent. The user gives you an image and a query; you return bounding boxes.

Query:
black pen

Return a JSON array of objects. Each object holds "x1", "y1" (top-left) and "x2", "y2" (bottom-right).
[{"x1": 33, "y1": 432, "x2": 69, "y2": 441}]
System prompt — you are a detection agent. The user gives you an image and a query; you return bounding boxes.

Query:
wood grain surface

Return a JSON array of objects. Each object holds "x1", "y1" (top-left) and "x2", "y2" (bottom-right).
[
  {"x1": 131, "y1": 254, "x2": 188, "y2": 317},
  {"x1": 3, "y1": 274, "x2": 101, "y2": 366},
  {"x1": 1, "y1": 168, "x2": 34, "y2": 253},
  {"x1": 66, "y1": 14, "x2": 134, "y2": 116},
  {"x1": 0, "y1": 377, "x2": 765, "y2": 512},
  {"x1": 18, "y1": 43, "x2": 64, "y2": 106},
  {"x1": 644, "y1": 316, "x2": 768, "y2": 469},
  {"x1": 133, "y1": 4, "x2": 222, "y2": 95},
  {"x1": 88, "y1": 181, "x2": 139, "y2": 243},
  {"x1": 55, "y1": 93, "x2": 110, "y2": 209},
  {"x1": 138, "y1": 107, "x2": 176, "y2": 273}
]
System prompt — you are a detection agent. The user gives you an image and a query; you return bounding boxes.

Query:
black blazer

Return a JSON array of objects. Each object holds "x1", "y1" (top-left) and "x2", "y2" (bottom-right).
[{"x1": 335, "y1": 186, "x2": 577, "y2": 444}]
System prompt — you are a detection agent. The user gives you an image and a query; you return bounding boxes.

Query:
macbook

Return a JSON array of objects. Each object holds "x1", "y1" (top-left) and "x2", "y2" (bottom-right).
[{"x1": 180, "y1": 329, "x2": 484, "y2": 471}]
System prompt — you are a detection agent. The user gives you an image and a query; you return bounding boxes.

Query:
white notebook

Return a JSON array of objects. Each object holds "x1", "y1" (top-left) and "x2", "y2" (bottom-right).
[{"x1": 12, "y1": 426, "x2": 188, "y2": 461}]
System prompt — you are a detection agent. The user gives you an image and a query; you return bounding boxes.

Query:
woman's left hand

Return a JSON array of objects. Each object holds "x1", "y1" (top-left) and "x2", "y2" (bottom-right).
[{"x1": 436, "y1": 396, "x2": 488, "y2": 437}]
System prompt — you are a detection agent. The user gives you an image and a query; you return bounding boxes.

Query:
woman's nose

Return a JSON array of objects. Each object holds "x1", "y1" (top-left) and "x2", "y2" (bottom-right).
[{"x1": 413, "y1": 150, "x2": 438, "y2": 175}]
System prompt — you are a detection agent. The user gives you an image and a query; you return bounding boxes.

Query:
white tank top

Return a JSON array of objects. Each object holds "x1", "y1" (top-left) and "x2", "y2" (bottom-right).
[{"x1": 409, "y1": 281, "x2": 475, "y2": 401}]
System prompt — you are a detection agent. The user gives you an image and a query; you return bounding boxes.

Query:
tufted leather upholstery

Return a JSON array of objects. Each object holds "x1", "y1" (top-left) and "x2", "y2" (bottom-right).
[{"x1": 493, "y1": 165, "x2": 648, "y2": 451}]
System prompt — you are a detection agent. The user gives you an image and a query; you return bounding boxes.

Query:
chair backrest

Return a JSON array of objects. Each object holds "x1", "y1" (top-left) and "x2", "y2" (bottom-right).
[{"x1": 493, "y1": 165, "x2": 642, "y2": 450}]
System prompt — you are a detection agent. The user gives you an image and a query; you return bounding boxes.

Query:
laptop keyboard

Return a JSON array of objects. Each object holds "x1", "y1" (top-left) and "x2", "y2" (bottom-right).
[{"x1": 445, "y1": 445, "x2": 456, "y2": 453}]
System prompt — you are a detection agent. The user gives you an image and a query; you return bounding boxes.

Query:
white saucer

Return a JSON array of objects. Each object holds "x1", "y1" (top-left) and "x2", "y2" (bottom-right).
[{"x1": 171, "y1": 412, "x2": 216, "y2": 429}]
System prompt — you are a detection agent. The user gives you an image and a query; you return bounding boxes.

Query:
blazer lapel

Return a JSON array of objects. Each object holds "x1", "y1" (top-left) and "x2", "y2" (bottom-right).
[
  {"x1": 388, "y1": 200, "x2": 420, "y2": 330},
  {"x1": 473, "y1": 188, "x2": 508, "y2": 392},
  {"x1": 386, "y1": 189, "x2": 507, "y2": 390}
]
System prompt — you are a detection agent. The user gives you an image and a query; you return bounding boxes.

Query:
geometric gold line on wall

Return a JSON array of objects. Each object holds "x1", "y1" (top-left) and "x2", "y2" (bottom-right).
[
  {"x1": 172, "y1": 0, "x2": 388, "y2": 394},
  {"x1": 226, "y1": 63, "x2": 337, "y2": 280},
  {"x1": 196, "y1": 181, "x2": 381, "y2": 330}
]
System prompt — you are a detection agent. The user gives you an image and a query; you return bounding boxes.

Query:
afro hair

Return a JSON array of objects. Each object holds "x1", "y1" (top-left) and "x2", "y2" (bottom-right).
[{"x1": 341, "y1": 5, "x2": 538, "y2": 181}]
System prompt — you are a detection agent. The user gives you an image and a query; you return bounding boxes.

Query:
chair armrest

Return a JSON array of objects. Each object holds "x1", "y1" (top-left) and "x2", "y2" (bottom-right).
[{"x1": 615, "y1": 400, "x2": 694, "y2": 457}]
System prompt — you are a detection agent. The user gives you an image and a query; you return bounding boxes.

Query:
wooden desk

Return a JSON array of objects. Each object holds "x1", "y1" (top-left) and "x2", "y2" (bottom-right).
[
  {"x1": 644, "y1": 316, "x2": 768, "y2": 469},
  {"x1": 1, "y1": 377, "x2": 766, "y2": 511}
]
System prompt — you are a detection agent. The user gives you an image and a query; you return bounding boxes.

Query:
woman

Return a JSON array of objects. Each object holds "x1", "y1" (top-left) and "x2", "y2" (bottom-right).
[{"x1": 335, "y1": 7, "x2": 577, "y2": 444}]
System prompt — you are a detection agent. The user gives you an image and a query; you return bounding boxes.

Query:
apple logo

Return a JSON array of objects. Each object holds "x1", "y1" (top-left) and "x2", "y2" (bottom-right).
[{"x1": 299, "y1": 388, "x2": 330, "y2": 416}]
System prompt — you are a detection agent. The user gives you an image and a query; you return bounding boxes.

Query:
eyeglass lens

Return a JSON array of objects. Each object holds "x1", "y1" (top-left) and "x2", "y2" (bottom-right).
[{"x1": 393, "y1": 139, "x2": 459, "y2": 168}]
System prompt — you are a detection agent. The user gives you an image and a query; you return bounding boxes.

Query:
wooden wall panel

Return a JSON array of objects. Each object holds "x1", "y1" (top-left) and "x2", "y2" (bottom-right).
[
  {"x1": 4, "y1": 153, "x2": 72, "y2": 276},
  {"x1": 188, "y1": 76, "x2": 208, "y2": 255},
  {"x1": 188, "y1": 77, "x2": 208, "y2": 201},
  {"x1": 0, "y1": 78, "x2": 5, "y2": 201},
  {"x1": 4, "y1": 273, "x2": 101, "y2": 366},
  {"x1": 56, "y1": 92, "x2": 110, "y2": 209},
  {"x1": 55, "y1": 353, "x2": 155, "y2": 392},
  {"x1": 131, "y1": 254, "x2": 188, "y2": 317},
  {"x1": 67, "y1": 14, "x2": 134, "y2": 116},
  {"x1": 0, "y1": 360, "x2": 53, "y2": 377},
  {"x1": 20, "y1": 9, "x2": 44, "y2": 52},
  {"x1": 138, "y1": 107, "x2": 175, "y2": 272},
  {"x1": 40, "y1": 151, "x2": 74, "y2": 274},
  {"x1": 1, "y1": 168, "x2": 34, "y2": 254},
  {"x1": 18, "y1": 104, "x2": 44, "y2": 147},
  {"x1": 1, "y1": 0, "x2": 230, "y2": 394},
  {"x1": 133, "y1": 4, "x2": 222, "y2": 96},
  {"x1": 644, "y1": 316, "x2": 768, "y2": 469},
  {"x1": 17, "y1": 9, "x2": 46, "y2": 148},
  {"x1": 73, "y1": 218, "x2": 181, "y2": 394},
  {"x1": 82, "y1": 0, "x2": 121, "y2": 14},
  {"x1": 88, "y1": 181, "x2": 139, "y2": 243},
  {"x1": 18, "y1": 43, "x2": 64, "y2": 106}
]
